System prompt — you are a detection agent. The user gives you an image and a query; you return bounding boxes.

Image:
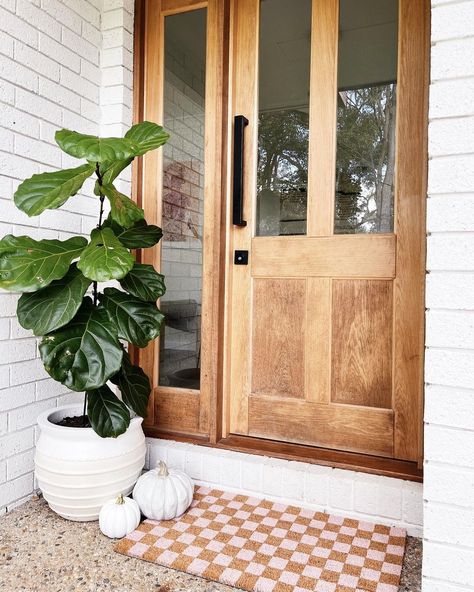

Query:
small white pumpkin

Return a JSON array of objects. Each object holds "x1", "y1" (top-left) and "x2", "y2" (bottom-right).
[
  {"x1": 133, "y1": 460, "x2": 194, "y2": 520},
  {"x1": 99, "y1": 494, "x2": 141, "y2": 539}
]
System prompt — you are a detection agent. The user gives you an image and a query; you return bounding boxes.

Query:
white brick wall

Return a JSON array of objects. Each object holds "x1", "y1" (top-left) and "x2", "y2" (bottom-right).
[
  {"x1": 146, "y1": 438, "x2": 424, "y2": 536},
  {"x1": 0, "y1": 0, "x2": 133, "y2": 513},
  {"x1": 423, "y1": 1, "x2": 474, "y2": 590}
]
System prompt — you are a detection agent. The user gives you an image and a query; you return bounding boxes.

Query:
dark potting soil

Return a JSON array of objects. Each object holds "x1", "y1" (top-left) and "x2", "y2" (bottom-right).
[{"x1": 55, "y1": 415, "x2": 91, "y2": 428}]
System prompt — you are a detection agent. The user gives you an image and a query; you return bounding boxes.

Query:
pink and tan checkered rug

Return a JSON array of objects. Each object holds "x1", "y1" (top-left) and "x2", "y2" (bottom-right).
[{"x1": 115, "y1": 486, "x2": 406, "y2": 592}]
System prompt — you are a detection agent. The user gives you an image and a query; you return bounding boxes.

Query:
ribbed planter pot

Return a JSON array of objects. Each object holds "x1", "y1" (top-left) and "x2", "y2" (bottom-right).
[{"x1": 35, "y1": 404, "x2": 146, "y2": 522}]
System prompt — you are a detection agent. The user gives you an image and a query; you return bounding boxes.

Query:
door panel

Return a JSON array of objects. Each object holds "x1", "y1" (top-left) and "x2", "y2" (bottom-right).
[
  {"x1": 331, "y1": 280, "x2": 393, "y2": 409},
  {"x1": 226, "y1": 0, "x2": 425, "y2": 462}
]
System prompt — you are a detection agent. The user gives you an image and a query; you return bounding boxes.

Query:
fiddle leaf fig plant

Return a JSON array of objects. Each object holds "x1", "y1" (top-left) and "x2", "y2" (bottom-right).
[{"x1": 0, "y1": 122, "x2": 169, "y2": 438}]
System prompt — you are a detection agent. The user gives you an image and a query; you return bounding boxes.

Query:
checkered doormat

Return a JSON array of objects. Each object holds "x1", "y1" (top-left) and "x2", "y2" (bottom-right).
[{"x1": 115, "y1": 486, "x2": 406, "y2": 592}]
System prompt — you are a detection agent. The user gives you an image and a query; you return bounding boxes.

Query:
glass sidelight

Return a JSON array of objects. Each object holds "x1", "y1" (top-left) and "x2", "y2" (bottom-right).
[
  {"x1": 334, "y1": 0, "x2": 398, "y2": 234},
  {"x1": 256, "y1": 0, "x2": 312, "y2": 237},
  {"x1": 158, "y1": 9, "x2": 207, "y2": 390}
]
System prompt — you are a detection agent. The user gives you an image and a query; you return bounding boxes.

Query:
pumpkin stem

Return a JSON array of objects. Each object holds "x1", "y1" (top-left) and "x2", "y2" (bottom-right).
[
  {"x1": 158, "y1": 460, "x2": 169, "y2": 477},
  {"x1": 116, "y1": 493, "x2": 125, "y2": 505}
]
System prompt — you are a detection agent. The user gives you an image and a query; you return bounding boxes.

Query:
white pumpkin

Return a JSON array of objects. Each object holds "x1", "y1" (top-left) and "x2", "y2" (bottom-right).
[
  {"x1": 133, "y1": 460, "x2": 194, "y2": 520},
  {"x1": 99, "y1": 494, "x2": 141, "y2": 539}
]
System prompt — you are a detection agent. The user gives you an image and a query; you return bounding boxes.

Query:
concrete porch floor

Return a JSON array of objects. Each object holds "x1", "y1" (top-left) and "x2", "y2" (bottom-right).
[{"x1": 0, "y1": 496, "x2": 422, "y2": 592}]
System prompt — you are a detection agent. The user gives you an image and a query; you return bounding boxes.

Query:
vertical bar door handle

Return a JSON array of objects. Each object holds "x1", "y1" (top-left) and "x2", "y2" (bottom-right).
[{"x1": 232, "y1": 115, "x2": 249, "y2": 227}]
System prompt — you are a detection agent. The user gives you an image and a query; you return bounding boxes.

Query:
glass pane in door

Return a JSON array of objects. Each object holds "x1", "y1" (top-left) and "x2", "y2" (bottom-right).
[
  {"x1": 159, "y1": 9, "x2": 206, "y2": 390},
  {"x1": 256, "y1": 0, "x2": 312, "y2": 236},
  {"x1": 335, "y1": 0, "x2": 398, "y2": 234}
]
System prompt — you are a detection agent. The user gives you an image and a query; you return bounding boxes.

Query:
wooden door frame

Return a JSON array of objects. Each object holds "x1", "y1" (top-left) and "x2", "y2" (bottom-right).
[{"x1": 133, "y1": 0, "x2": 428, "y2": 482}]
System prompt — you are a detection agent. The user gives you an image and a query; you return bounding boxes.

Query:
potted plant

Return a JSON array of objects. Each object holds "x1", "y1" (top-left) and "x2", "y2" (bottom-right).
[{"x1": 0, "y1": 122, "x2": 169, "y2": 521}]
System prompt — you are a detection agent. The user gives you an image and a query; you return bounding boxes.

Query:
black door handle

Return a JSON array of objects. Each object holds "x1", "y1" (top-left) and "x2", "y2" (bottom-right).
[{"x1": 232, "y1": 115, "x2": 249, "y2": 227}]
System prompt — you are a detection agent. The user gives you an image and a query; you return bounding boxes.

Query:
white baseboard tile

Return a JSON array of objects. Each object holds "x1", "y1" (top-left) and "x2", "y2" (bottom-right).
[{"x1": 146, "y1": 437, "x2": 423, "y2": 537}]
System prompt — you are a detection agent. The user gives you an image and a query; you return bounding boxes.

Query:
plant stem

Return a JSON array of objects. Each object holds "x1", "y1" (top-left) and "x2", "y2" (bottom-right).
[
  {"x1": 93, "y1": 162, "x2": 105, "y2": 307},
  {"x1": 82, "y1": 391, "x2": 88, "y2": 426}
]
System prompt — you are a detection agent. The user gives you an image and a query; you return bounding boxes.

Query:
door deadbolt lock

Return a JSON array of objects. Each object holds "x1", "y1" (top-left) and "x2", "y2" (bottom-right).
[{"x1": 234, "y1": 250, "x2": 248, "y2": 265}]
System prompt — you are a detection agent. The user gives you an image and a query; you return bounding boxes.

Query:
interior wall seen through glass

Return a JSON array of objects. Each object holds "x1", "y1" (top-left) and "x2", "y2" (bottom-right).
[
  {"x1": 335, "y1": 0, "x2": 398, "y2": 234},
  {"x1": 159, "y1": 9, "x2": 206, "y2": 390}
]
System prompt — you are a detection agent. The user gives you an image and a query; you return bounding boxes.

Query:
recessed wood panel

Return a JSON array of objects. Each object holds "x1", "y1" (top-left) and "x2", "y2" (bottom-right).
[
  {"x1": 251, "y1": 279, "x2": 305, "y2": 398},
  {"x1": 248, "y1": 397, "x2": 393, "y2": 457},
  {"x1": 331, "y1": 280, "x2": 393, "y2": 408},
  {"x1": 154, "y1": 388, "x2": 202, "y2": 435}
]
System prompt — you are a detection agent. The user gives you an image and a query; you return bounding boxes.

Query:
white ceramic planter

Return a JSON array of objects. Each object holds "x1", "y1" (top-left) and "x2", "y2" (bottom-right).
[{"x1": 35, "y1": 404, "x2": 146, "y2": 522}]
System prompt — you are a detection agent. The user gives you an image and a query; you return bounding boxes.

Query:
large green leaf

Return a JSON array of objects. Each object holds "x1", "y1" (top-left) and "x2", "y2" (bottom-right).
[
  {"x1": 14, "y1": 164, "x2": 95, "y2": 217},
  {"x1": 119, "y1": 263, "x2": 165, "y2": 302},
  {"x1": 39, "y1": 298, "x2": 123, "y2": 391},
  {"x1": 101, "y1": 158, "x2": 133, "y2": 186},
  {"x1": 87, "y1": 385, "x2": 130, "y2": 438},
  {"x1": 55, "y1": 129, "x2": 139, "y2": 163},
  {"x1": 125, "y1": 121, "x2": 169, "y2": 156},
  {"x1": 17, "y1": 264, "x2": 92, "y2": 336},
  {"x1": 101, "y1": 184, "x2": 144, "y2": 229},
  {"x1": 0, "y1": 235, "x2": 87, "y2": 292},
  {"x1": 110, "y1": 219, "x2": 163, "y2": 249},
  {"x1": 99, "y1": 287, "x2": 164, "y2": 348},
  {"x1": 111, "y1": 350, "x2": 150, "y2": 418},
  {"x1": 77, "y1": 227, "x2": 134, "y2": 282}
]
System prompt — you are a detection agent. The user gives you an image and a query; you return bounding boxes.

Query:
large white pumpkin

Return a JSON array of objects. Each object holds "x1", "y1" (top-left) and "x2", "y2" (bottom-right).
[
  {"x1": 99, "y1": 494, "x2": 141, "y2": 539},
  {"x1": 133, "y1": 461, "x2": 194, "y2": 520}
]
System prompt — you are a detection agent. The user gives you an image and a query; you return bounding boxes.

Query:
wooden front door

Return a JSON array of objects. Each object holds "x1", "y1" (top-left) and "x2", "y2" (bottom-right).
[
  {"x1": 137, "y1": 0, "x2": 427, "y2": 473},
  {"x1": 224, "y1": 0, "x2": 427, "y2": 462}
]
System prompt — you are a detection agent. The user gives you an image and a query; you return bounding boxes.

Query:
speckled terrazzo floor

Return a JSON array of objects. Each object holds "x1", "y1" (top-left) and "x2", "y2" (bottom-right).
[{"x1": 0, "y1": 496, "x2": 422, "y2": 592}]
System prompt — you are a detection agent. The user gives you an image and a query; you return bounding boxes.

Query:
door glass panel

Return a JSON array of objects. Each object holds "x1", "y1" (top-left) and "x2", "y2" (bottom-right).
[
  {"x1": 335, "y1": 0, "x2": 398, "y2": 234},
  {"x1": 256, "y1": 0, "x2": 312, "y2": 236},
  {"x1": 159, "y1": 9, "x2": 206, "y2": 390}
]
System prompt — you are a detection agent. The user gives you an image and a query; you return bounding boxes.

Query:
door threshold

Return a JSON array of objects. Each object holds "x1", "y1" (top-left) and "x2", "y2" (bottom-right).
[{"x1": 144, "y1": 428, "x2": 423, "y2": 482}]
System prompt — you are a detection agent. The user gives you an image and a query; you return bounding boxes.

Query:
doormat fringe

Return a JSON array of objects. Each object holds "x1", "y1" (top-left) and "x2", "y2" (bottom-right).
[{"x1": 115, "y1": 486, "x2": 406, "y2": 592}]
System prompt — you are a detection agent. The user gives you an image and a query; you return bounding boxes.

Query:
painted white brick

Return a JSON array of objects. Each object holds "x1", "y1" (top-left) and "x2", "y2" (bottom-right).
[
  {"x1": 41, "y1": 0, "x2": 83, "y2": 32},
  {"x1": 282, "y1": 462, "x2": 305, "y2": 502},
  {"x1": 0, "y1": 384, "x2": 35, "y2": 413},
  {"x1": 428, "y1": 194, "x2": 474, "y2": 232},
  {"x1": 14, "y1": 40, "x2": 60, "y2": 82},
  {"x1": 6, "y1": 448, "x2": 34, "y2": 480},
  {"x1": 0, "y1": 318, "x2": 10, "y2": 340},
  {"x1": 431, "y1": 37, "x2": 474, "y2": 81},
  {"x1": 429, "y1": 77, "x2": 474, "y2": 119},
  {"x1": 426, "y1": 272, "x2": 474, "y2": 310},
  {"x1": 220, "y1": 451, "x2": 242, "y2": 489},
  {"x1": 10, "y1": 358, "x2": 46, "y2": 387},
  {"x1": 61, "y1": 28, "x2": 99, "y2": 65},
  {"x1": 184, "y1": 448, "x2": 203, "y2": 481},
  {"x1": 262, "y1": 459, "x2": 285, "y2": 498},
  {"x1": 429, "y1": 155, "x2": 474, "y2": 195},
  {"x1": 403, "y1": 482, "x2": 423, "y2": 526},
  {"x1": 422, "y1": 580, "x2": 474, "y2": 592},
  {"x1": 425, "y1": 424, "x2": 474, "y2": 468},
  {"x1": 304, "y1": 464, "x2": 331, "y2": 507},
  {"x1": 0, "y1": 54, "x2": 39, "y2": 93},
  {"x1": 16, "y1": 0, "x2": 62, "y2": 42},
  {"x1": 240, "y1": 454, "x2": 263, "y2": 492},
  {"x1": 0, "y1": 472, "x2": 34, "y2": 509},
  {"x1": 8, "y1": 400, "x2": 53, "y2": 432},
  {"x1": 425, "y1": 348, "x2": 474, "y2": 390},
  {"x1": 200, "y1": 448, "x2": 222, "y2": 485},
  {"x1": 329, "y1": 469, "x2": 354, "y2": 512},
  {"x1": 425, "y1": 385, "x2": 474, "y2": 430},
  {"x1": 0, "y1": 428, "x2": 34, "y2": 461},
  {"x1": 427, "y1": 233, "x2": 474, "y2": 271},
  {"x1": 39, "y1": 34, "x2": 81, "y2": 73},
  {"x1": 425, "y1": 502, "x2": 474, "y2": 548},
  {"x1": 423, "y1": 541, "x2": 474, "y2": 587},
  {"x1": 0, "y1": 339, "x2": 36, "y2": 365},
  {"x1": 431, "y1": 1, "x2": 474, "y2": 42},
  {"x1": 426, "y1": 310, "x2": 474, "y2": 349},
  {"x1": 429, "y1": 117, "x2": 474, "y2": 157},
  {"x1": 0, "y1": 7, "x2": 39, "y2": 49},
  {"x1": 424, "y1": 464, "x2": 474, "y2": 508}
]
